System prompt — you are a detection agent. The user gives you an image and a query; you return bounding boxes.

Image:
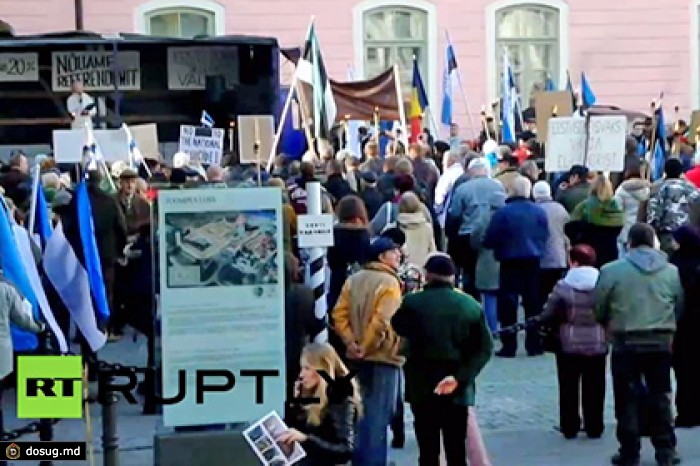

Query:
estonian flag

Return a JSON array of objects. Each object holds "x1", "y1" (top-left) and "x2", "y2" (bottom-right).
[
  {"x1": 43, "y1": 181, "x2": 108, "y2": 351},
  {"x1": 297, "y1": 20, "x2": 337, "y2": 141},
  {"x1": 441, "y1": 43, "x2": 458, "y2": 128},
  {"x1": 501, "y1": 51, "x2": 516, "y2": 144},
  {"x1": 28, "y1": 169, "x2": 53, "y2": 250},
  {"x1": 200, "y1": 110, "x2": 215, "y2": 128},
  {"x1": 0, "y1": 199, "x2": 42, "y2": 351}
]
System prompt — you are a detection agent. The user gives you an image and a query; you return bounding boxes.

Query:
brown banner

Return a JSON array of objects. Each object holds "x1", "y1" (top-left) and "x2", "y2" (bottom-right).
[{"x1": 330, "y1": 68, "x2": 402, "y2": 122}]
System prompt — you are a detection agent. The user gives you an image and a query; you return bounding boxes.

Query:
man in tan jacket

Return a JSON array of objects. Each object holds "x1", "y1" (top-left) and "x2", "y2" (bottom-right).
[{"x1": 333, "y1": 236, "x2": 404, "y2": 466}]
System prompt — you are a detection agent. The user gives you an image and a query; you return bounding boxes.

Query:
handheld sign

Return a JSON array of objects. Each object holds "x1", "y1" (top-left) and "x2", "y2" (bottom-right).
[
  {"x1": 178, "y1": 125, "x2": 224, "y2": 165},
  {"x1": 296, "y1": 214, "x2": 334, "y2": 248}
]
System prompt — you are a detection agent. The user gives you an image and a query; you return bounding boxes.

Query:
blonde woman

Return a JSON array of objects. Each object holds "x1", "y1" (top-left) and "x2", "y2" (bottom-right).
[
  {"x1": 397, "y1": 191, "x2": 436, "y2": 267},
  {"x1": 566, "y1": 174, "x2": 624, "y2": 267},
  {"x1": 281, "y1": 343, "x2": 361, "y2": 466}
]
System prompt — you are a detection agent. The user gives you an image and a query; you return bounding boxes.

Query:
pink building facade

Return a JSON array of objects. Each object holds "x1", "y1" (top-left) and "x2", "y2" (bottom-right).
[{"x1": 1, "y1": 0, "x2": 698, "y2": 134}]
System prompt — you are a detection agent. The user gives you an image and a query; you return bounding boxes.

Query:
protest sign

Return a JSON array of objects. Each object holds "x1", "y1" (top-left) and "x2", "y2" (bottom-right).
[
  {"x1": 167, "y1": 47, "x2": 239, "y2": 90},
  {"x1": 178, "y1": 125, "x2": 225, "y2": 165},
  {"x1": 546, "y1": 115, "x2": 626, "y2": 172},
  {"x1": 0, "y1": 53, "x2": 38, "y2": 82},
  {"x1": 52, "y1": 51, "x2": 141, "y2": 91},
  {"x1": 158, "y1": 188, "x2": 285, "y2": 427},
  {"x1": 52, "y1": 125, "x2": 159, "y2": 163},
  {"x1": 238, "y1": 115, "x2": 275, "y2": 164},
  {"x1": 534, "y1": 91, "x2": 574, "y2": 143}
]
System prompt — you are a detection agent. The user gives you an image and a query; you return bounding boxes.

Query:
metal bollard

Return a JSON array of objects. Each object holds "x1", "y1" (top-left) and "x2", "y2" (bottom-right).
[
  {"x1": 101, "y1": 388, "x2": 119, "y2": 466},
  {"x1": 38, "y1": 330, "x2": 54, "y2": 466}
]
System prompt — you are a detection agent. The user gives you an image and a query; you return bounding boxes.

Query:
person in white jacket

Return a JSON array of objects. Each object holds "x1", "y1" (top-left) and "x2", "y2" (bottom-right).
[
  {"x1": 613, "y1": 167, "x2": 651, "y2": 256},
  {"x1": 66, "y1": 81, "x2": 96, "y2": 129},
  {"x1": 434, "y1": 150, "x2": 464, "y2": 229}
]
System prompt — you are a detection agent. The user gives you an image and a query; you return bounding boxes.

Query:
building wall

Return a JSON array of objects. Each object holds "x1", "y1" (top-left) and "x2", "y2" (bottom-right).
[{"x1": 0, "y1": 0, "x2": 694, "y2": 136}]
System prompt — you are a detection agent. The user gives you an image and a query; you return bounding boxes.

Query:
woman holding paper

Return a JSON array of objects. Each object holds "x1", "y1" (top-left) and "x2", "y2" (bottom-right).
[{"x1": 281, "y1": 343, "x2": 361, "y2": 466}]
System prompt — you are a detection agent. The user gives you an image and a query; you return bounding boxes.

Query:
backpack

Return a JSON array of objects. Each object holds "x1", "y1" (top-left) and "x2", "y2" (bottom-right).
[{"x1": 559, "y1": 286, "x2": 607, "y2": 356}]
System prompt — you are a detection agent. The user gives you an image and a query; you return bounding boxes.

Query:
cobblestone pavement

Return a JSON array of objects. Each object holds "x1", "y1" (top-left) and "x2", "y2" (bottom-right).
[{"x1": 2, "y1": 334, "x2": 699, "y2": 465}]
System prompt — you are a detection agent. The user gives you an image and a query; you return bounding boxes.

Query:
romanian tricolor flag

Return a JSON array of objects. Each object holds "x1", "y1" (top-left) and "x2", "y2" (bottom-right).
[{"x1": 409, "y1": 60, "x2": 429, "y2": 143}]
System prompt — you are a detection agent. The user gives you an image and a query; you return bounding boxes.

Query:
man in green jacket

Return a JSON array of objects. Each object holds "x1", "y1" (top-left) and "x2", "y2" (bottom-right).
[
  {"x1": 595, "y1": 223, "x2": 683, "y2": 466},
  {"x1": 391, "y1": 253, "x2": 492, "y2": 466}
]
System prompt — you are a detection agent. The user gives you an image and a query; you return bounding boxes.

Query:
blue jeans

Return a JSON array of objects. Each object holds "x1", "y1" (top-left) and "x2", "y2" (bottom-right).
[
  {"x1": 482, "y1": 292, "x2": 499, "y2": 334},
  {"x1": 352, "y1": 361, "x2": 400, "y2": 466}
]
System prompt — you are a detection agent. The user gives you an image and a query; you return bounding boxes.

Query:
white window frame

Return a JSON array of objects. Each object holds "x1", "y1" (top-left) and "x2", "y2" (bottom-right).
[
  {"x1": 691, "y1": 0, "x2": 700, "y2": 108},
  {"x1": 134, "y1": 0, "x2": 225, "y2": 36},
  {"x1": 485, "y1": 0, "x2": 569, "y2": 102},
  {"x1": 353, "y1": 0, "x2": 437, "y2": 116}
]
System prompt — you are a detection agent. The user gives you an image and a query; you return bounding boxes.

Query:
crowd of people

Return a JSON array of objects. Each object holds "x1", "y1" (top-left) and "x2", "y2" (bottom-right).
[{"x1": 0, "y1": 115, "x2": 698, "y2": 466}]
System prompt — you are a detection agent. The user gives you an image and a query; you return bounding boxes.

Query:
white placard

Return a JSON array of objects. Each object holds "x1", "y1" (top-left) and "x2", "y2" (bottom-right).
[
  {"x1": 585, "y1": 115, "x2": 627, "y2": 172},
  {"x1": 546, "y1": 115, "x2": 626, "y2": 173},
  {"x1": 52, "y1": 125, "x2": 158, "y2": 163},
  {"x1": 158, "y1": 188, "x2": 285, "y2": 427},
  {"x1": 167, "y1": 47, "x2": 239, "y2": 90},
  {"x1": 179, "y1": 125, "x2": 225, "y2": 165},
  {"x1": 0, "y1": 53, "x2": 39, "y2": 82},
  {"x1": 297, "y1": 214, "x2": 335, "y2": 248},
  {"x1": 52, "y1": 51, "x2": 141, "y2": 91},
  {"x1": 237, "y1": 115, "x2": 275, "y2": 164}
]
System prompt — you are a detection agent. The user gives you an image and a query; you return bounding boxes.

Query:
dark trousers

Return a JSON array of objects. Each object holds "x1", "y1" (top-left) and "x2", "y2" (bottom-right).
[
  {"x1": 540, "y1": 268, "x2": 565, "y2": 304},
  {"x1": 450, "y1": 234, "x2": 479, "y2": 300},
  {"x1": 612, "y1": 350, "x2": 675, "y2": 463},
  {"x1": 109, "y1": 264, "x2": 126, "y2": 334},
  {"x1": 412, "y1": 400, "x2": 467, "y2": 466},
  {"x1": 555, "y1": 353, "x2": 606, "y2": 436},
  {"x1": 390, "y1": 370, "x2": 404, "y2": 439},
  {"x1": 497, "y1": 259, "x2": 542, "y2": 354}
]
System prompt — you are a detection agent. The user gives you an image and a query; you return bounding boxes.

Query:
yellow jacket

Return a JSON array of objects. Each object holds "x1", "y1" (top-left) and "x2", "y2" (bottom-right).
[{"x1": 332, "y1": 262, "x2": 405, "y2": 367}]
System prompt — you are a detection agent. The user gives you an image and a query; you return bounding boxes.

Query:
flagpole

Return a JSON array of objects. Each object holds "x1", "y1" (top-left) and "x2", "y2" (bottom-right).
[
  {"x1": 267, "y1": 16, "x2": 316, "y2": 171},
  {"x1": 393, "y1": 63, "x2": 410, "y2": 149},
  {"x1": 28, "y1": 163, "x2": 40, "y2": 239},
  {"x1": 445, "y1": 30, "x2": 477, "y2": 138}
]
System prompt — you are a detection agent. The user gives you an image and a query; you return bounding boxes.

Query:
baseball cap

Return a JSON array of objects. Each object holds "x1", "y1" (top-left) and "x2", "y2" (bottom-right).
[{"x1": 369, "y1": 237, "x2": 401, "y2": 260}]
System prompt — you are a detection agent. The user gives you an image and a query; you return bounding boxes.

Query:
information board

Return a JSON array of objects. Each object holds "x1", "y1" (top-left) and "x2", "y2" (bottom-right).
[
  {"x1": 52, "y1": 51, "x2": 141, "y2": 91},
  {"x1": 178, "y1": 125, "x2": 225, "y2": 165},
  {"x1": 0, "y1": 53, "x2": 39, "y2": 82},
  {"x1": 158, "y1": 188, "x2": 285, "y2": 427},
  {"x1": 167, "y1": 47, "x2": 239, "y2": 90}
]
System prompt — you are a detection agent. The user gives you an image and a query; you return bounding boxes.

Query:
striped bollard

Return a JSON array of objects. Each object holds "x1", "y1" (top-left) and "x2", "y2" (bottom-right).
[{"x1": 304, "y1": 182, "x2": 328, "y2": 343}]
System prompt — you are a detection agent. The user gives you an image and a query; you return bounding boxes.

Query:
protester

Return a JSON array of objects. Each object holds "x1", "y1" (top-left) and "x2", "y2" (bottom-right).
[
  {"x1": 392, "y1": 253, "x2": 492, "y2": 466},
  {"x1": 494, "y1": 153, "x2": 520, "y2": 195},
  {"x1": 668, "y1": 226, "x2": 700, "y2": 429},
  {"x1": 326, "y1": 196, "x2": 371, "y2": 311},
  {"x1": 483, "y1": 175, "x2": 549, "y2": 357},
  {"x1": 409, "y1": 143, "x2": 439, "y2": 206},
  {"x1": 324, "y1": 159, "x2": 353, "y2": 205},
  {"x1": 332, "y1": 236, "x2": 404, "y2": 465},
  {"x1": 397, "y1": 192, "x2": 436, "y2": 269},
  {"x1": 539, "y1": 244, "x2": 607, "y2": 440},
  {"x1": 434, "y1": 150, "x2": 464, "y2": 230},
  {"x1": 567, "y1": 174, "x2": 624, "y2": 267},
  {"x1": 359, "y1": 141, "x2": 383, "y2": 175},
  {"x1": 377, "y1": 155, "x2": 399, "y2": 202},
  {"x1": 282, "y1": 343, "x2": 361, "y2": 466},
  {"x1": 532, "y1": 181, "x2": 570, "y2": 304},
  {"x1": 447, "y1": 157, "x2": 505, "y2": 299},
  {"x1": 358, "y1": 171, "x2": 383, "y2": 220},
  {"x1": 647, "y1": 158, "x2": 700, "y2": 255},
  {"x1": 595, "y1": 223, "x2": 682, "y2": 466},
  {"x1": 0, "y1": 153, "x2": 31, "y2": 209},
  {"x1": 556, "y1": 165, "x2": 591, "y2": 213},
  {"x1": 614, "y1": 166, "x2": 651, "y2": 256}
]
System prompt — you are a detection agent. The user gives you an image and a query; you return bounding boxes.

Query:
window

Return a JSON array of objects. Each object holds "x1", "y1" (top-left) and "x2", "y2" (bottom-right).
[
  {"x1": 135, "y1": 0, "x2": 225, "y2": 38},
  {"x1": 495, "y1": 5, "x2": 559, "y2": 105},
  {"x1": 146, "y1": 8, "x2": 214, "y2": 38},
  {"x1": 362, "y1": 7, "x2": 428, "y2": 97}
]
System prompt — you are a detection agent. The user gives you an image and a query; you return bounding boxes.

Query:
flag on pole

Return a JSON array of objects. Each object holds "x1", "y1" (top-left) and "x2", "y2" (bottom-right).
[
  {"x1": 76, "y1": 181, "x2": 110, "y2": 322},
  {"x1": 28, "y1": 181, "x2": 53, "y2": 250},
  {"x1": 0, "y1": 199, "x2": 41, "y2": 351},
  {"x1": 441, "y1": 43, "x2": 458, "y2": 127},
  {"x1": 123, "y1": 123, "x2": 142, "y2": 169},
  {"x1": 565, "y1": 70, "x2": 578, "y2": 113},
  {"x1": 652, "y1": 96, "x2": 667, "y2": 181},
  {"x1": 297, "y1": 21, "x2": 337, "y2": 141},
  {"x1": 83, "y1": 125, "x2": 115, "y2": 194},
  {"x1": 409, "y1": 59, "x2": 429, "y2": 143},
  {"x1": 581, "y1": 72, "x2": 597, "y2": 109},
  {"x1": 43, "y1": 208, "x2": 107, "y2": 351},
  {"x1": 200, "y1": 110, "x2": 215, "y2": 128},
  {"x1": 501, "y1": 51, "x2": 516, "y2": 144},
  {"x1": 545, "y1": 75, "x2": 556, "y2": 91}
]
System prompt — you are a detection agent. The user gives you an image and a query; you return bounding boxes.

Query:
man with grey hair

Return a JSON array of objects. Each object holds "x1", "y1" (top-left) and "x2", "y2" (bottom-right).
[
  {"x1": 446, "y1": 157, "x2": 505, "y2": 298},
  {"x1": 483, "y1": 175, "x2": 549, "y2": 357}
]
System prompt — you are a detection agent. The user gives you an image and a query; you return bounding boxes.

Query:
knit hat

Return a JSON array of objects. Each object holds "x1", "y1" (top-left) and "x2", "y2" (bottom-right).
[
  {"x1": 379, "y1": 227, "x2": 406, "y2": 247},
  {"x1": 424, "y1": 253, "x2": 456, "y2": 278},
  {"x1": 369, "y1": 237, "x2": 400, "y2": 260},
  {"x1": 532, "y1": 180, "x2": 551, "y2": 199}
]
